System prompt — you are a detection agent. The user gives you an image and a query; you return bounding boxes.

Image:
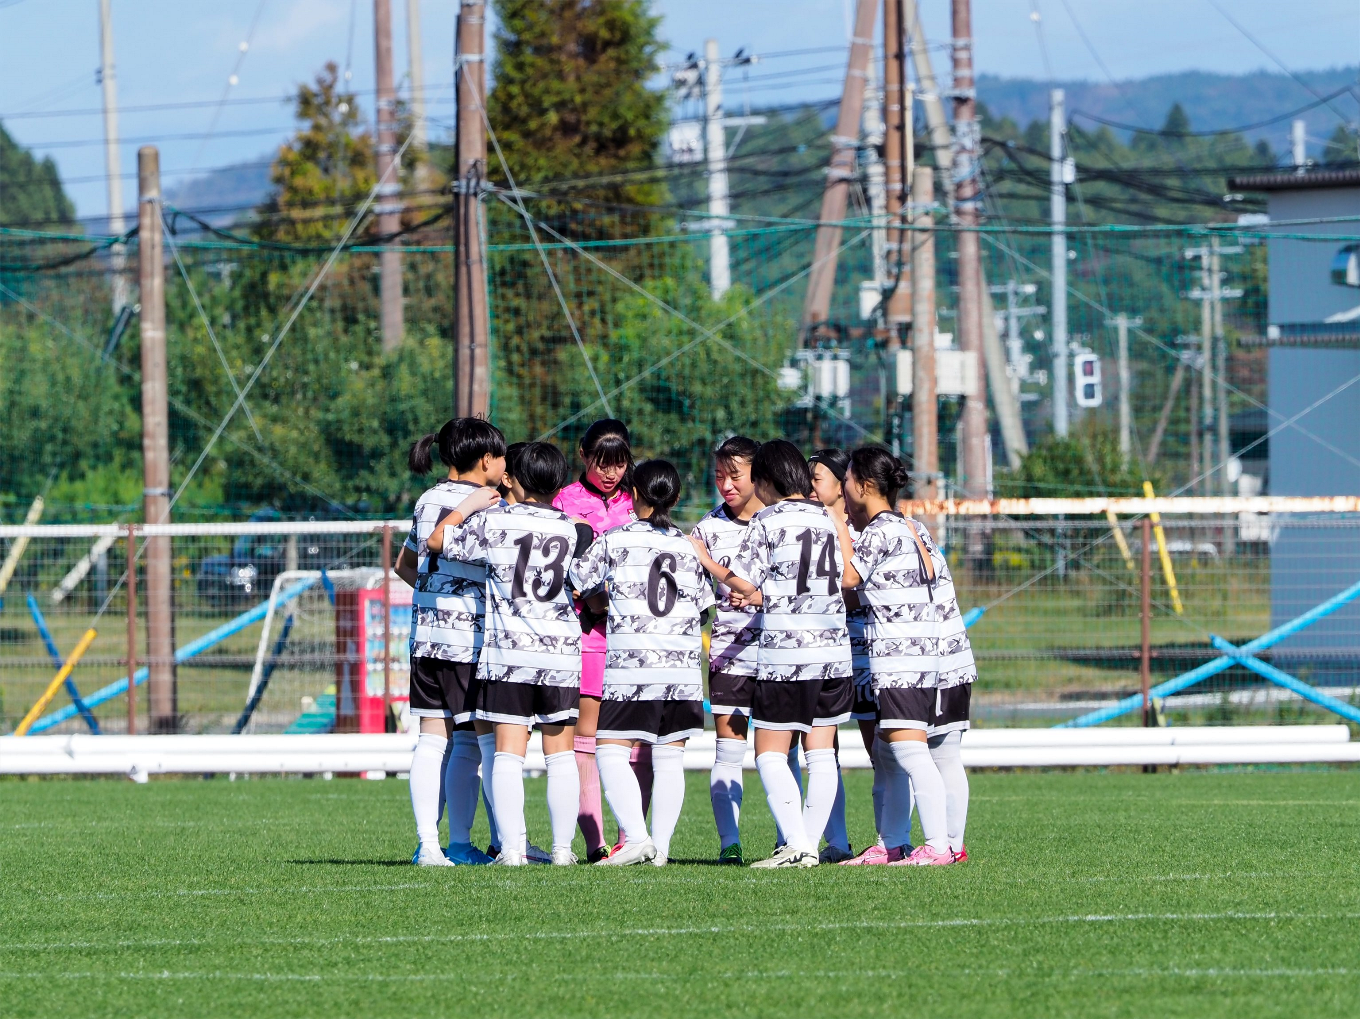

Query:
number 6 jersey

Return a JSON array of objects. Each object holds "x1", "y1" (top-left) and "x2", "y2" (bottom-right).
[
  {"x1": 728, "y1": 499, "x2": 852, "y2": 683},
  {"x1": 569, "y1": 520, "x2": 715, "y2": 703},
  {"x1": 439, "y1": 502, "x2": 585, "y2": 688}
]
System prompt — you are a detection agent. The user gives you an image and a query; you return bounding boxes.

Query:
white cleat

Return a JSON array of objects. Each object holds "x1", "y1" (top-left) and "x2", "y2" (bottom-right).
[
  {"x1": 413, "y1": 843, "x2": 456, "y2": 867},
  {"x1": 650, "y1": 851, "x2": 669, "y2": 867},
  {"x1": 492, "y1": 851, "x2": 527, "y2": 866},
  {"x1": 750, "y1": 844, "x2": 819, "y2": 869},
  {"x1": 595, "y1": 838, "x2": 657, "y2": 866},
  {"x1": 551, "y1": 848, "x2": 579, "y2": 866}
]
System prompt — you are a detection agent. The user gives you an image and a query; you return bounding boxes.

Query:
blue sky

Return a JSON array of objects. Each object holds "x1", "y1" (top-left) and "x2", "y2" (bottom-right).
[{"x1": 2, "y1": 0, "x2": 1358, "y2": 224}]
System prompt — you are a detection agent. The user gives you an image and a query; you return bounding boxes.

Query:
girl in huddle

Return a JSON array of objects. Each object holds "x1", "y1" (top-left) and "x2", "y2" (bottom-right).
[
  {"x1": 835, "y1": 446, "x2": 976, "y2": 866},
  {"x1": 554, "y1": 419, "x2": 642, "y2": 861},
  {"x1": 498, "y1": 442, "x2": 529, "y2": 503},
  {"x1": 570, "y1": 460, "x2": 714, "y2": 866}
]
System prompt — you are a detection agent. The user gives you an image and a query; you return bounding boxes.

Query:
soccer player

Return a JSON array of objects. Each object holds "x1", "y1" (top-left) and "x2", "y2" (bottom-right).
[
  {"x1": 427, "y1": 442, "x2": 590, "y2": 866},
  {"x1": 497, "y1": 441, "x2": 528, "y2": 503},
  {"x1": 835, "y1": 445, "x2": 975, "y2": 866},
  {"x1": 553, "y1": 419, "x2": 640, "y2": 861},
  {"x1": 397, "y1": 418, "x2": 506, "y2": 867},
  {"x1": 691, "y1": 440, "x2": 853, "y2": 868},
  {"x1": 570, "y1": 459, "x2": 715, "y2": 866},
  {"x1": 690, "y1": 436, "x2": 763, "y2": 864}
]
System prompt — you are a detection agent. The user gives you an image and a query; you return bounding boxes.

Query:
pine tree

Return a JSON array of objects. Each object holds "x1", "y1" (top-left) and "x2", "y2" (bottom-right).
[
  {"x1": 0, "y1": 122, "x2": 75, "y2": 229},
  {"x1": 1323, "y1": 124, "x2": 1358, "y2": 167}
]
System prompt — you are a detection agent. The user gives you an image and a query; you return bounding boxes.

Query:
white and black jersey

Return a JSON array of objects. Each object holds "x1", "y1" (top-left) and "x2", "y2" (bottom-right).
[
  {"x1": 570, "y1": 520, "x2": 715, "y2": 703},
  {"x1": 405, "y1": 479, "x2": 486, "y2": 663},
  {"x1": 850, "y1": 512, "x2": 977, "y2": 691},
  {"x1": 842, "y1": 519, "x2": 871, "y2": 690},
  {"x1": 690, "y1": 504, "x2": 761, "y2": 677},
  {"x1": 728, "y1": 499, "x2": 852, "y2": 683},
  {"x1": 440, "y1": 502, "x2": 584, "y2": 688}
]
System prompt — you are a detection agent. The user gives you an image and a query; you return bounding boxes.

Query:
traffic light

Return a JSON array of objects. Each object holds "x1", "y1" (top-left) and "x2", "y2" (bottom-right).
[{"x1": 1074, "y1": 352, "x2": 1102, "y2": 407}]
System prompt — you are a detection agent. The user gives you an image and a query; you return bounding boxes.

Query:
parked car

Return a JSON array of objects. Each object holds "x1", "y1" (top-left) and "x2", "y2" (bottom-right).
[{"x1": 196, "y1": 510, "x2": 324, "y2": 604}]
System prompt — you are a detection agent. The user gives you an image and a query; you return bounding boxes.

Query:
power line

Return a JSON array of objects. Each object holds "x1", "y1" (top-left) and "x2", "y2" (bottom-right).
[{"x1": 1072, "y1": 85, "x2": 1356, "y2": 137}]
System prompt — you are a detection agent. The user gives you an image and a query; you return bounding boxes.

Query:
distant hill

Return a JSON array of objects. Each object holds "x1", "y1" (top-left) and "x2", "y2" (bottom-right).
[
  {"x1": 976, "y1": 67, "x2": 1360, "y2": 155},
  {"x1": 164, "y1": 157, "x2": 274, "y2": 229},
  {"x1": 1, "y1": 120, "x2": 76, "y2": 229}
]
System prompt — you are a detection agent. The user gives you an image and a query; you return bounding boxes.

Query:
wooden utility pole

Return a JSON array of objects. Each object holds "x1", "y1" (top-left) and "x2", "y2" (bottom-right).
[
  {"x1": 910, "y1": 168, "x2": 938, "y2": 500},
  {"x1": 454, "y1": 0, "x2": 490, "y2": 418},
  {"x1": 374, "y1": 0, "x2": 404, "y2": 352},
  {"x1": 951, "y1": 0, "x2": 987, "y2": 509},
  {"x1": 137, "y1": 147, "x2": 176, "y2": 733},
  {"x1": 800, "y1": 0, "x2": 877, "y2": 340},
  {"x1": 882, "y1": 0, "x2": 911, "y2": 328}
]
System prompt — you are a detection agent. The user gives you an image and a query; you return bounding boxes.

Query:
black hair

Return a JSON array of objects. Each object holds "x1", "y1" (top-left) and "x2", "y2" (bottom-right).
[
  {"x1": 498, "y1": 441, "x2": 529, "y2": 498},
  {"x1": 848, "y1": 445, "x2": 910, "y2": 504},
  {"x1": 408, "y1": 417, "x2": 507, "y2": 474},
  {"x1": 807, "y1": 447, "x2": 850, "y2": 484},
  {"x1": 632, "y1": 459, "x2": 682, "y2": 531},
  {"x1": 515, "y1": 441, "x2": 570, "y2": 498},
  {"x1": 579, "y1": 418, "x2": 633, "y2": 471},
  {"x1": 714, "y1": 435, "x2": 760, "y2": 468},
  {"x1": 750, "y1": 439, "x2": 812, "y2": 499}
]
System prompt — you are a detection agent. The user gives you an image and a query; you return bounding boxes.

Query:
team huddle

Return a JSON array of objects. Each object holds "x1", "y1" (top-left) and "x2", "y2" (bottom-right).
[{"x1": 396, "y1": 416, "x2": 976, "y2": 869}]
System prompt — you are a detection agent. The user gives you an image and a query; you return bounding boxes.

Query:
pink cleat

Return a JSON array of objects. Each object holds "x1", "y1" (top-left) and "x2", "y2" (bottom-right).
[
  {"x1": 839, "y1": 844, "x2": 908, "y2": 866},
  {"x1": 953, "y1": 844, "x2": 968, "y2": 863},
  {"x1": 891, "y1": 845, "x2": 954, "y2": 866}
]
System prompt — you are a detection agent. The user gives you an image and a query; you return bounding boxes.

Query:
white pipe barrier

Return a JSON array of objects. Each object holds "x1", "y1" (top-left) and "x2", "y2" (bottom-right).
[{"x1": 2, "y1": 726, "x2": 1355, "y2": 779}]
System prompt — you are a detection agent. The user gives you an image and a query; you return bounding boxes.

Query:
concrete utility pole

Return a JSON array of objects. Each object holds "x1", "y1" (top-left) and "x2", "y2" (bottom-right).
[
  {"x1": 1109, "y1": 313, "x2": 1141, "y2": 462},
  {"x1": 406, "y1": 0, "x2": 430, "y2": 187},
  {"x1": 861, "y1": 58, "x2": 888, "y2": 292},
  {"x1": 1050, "y1": 88, "x2": 1070, "y2": 437},
  {"x1": 98, "y1": 0, "x2": 128, "y2": 313},
  {"x1": 1213, "y1": 241, "x2": 1230, "y2": 495},
  {"x1": 454, "y1": 0, "x2": 490, "y2": 417},
  {"x1": 137, "y1": 147, "x2": 175, "y2": 733},
  {"x1": 800, "y1": 0, "x2": 877, "y2": 338},
  {"x1": 951, "y1": 0, "x2": 987, "y2": 505},
  {"x1": 911, "y1": 167, "x2": 938, "y2": 499},
  {"x1": 1291, "y1": 118, "x2": 1307, "y2": 172},
  {"x1": 902, "y1": 0, "x2": 953, "y2": 210},
  {"x1": 703, "y1": 38, "x2": 732, "y2": 300},
  {"x1": 882, "y1": 0, "x2": 911, "y2": 327},
  {"x1": 374, "y1": 0, "x2": 404, "y2": 352}
]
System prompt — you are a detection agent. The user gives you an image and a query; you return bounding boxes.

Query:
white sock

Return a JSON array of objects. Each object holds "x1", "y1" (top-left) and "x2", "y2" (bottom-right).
[
  {"x1": 823, "y1": 757, "x2": 849, "y2": 851},
  {"x1": 756, "y1": 751, "x2": 811, "y2": 853},
  {"x1": 801, "y1": 747, "x2": 839, "y2": 852},
  {"x1": 870, "y1": 736, "x2": 886, "y2": 839},
  {"x1": 710, "y1": 737, "x2": 745, "y2": 849},
  {"x1": 929, "y1": 730, "x2": 969, "y2": 853},
  {"x1": 544, "y1": 750, "x2": 581, "y2": 853},
  {"x1": 877, "y1": 736, "x2": 914, "y2": 850},
  {"x1": 650, "y1": 744, "x2": 686, "y2": 858},
  {"x1": 491, "y1": 751, "x2": 527, "y2": 858},
  {"x1": 409, "y1": 733, "x2": 447, "y2": 848},
  {"x1": 787, "y1": 744, "x2": 803, "y2": 797},
  {"x1": 444, "y1": 731, "x2": 481, "y2": 845},
  {"x1": 476, "y1": 732, "x2": 500, "y2": 849},
  {"x1": 888, "y1": 739, "x2": 948, "y2": 852},
  {"x1": 596, "y1": 743, "x2": 649, "y2": 844}
]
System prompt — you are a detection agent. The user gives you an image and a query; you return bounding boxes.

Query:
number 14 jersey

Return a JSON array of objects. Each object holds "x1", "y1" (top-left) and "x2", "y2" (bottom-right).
[{"x1": 729, "y1": 499, "x2": 852, "y2": 683}]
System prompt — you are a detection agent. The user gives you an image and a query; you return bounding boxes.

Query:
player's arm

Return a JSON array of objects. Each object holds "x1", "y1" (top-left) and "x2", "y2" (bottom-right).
[
  {"x1": 688, "y1": 535, "x2": 757, "y2": 598},
  {"x1": 426, "y1": 487, "x2": 500, "y2": 554},
  {"x1": 395, "y1": 546, "x2": 419, "y2": 587},
  {"x1": 834, "y1": 514, "x2": 864, "y2": 588}
]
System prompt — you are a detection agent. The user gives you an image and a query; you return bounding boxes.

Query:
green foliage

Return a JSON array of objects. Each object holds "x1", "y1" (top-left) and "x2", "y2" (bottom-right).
[
  {"x1": 998, "y1": 421, "x2": 1154, "y2": 497},
  {"x1": 0, "y1": 122, "x2": 75, "y2": 229},
  {"x1": 1323, "y1": 124, "x2": 1359, "y2": 166}
]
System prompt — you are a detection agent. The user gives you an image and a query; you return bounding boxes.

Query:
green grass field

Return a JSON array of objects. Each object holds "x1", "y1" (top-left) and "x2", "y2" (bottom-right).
[{"x1": 4, "y1": 768, "x2": 1359, "y2": 1018}]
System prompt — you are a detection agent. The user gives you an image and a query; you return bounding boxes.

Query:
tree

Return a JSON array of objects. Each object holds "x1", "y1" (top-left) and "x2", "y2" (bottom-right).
[
  {"x1": 0, "y1": 121, "x2": 75, "y2": 229},
  {"x1": 1323, "y1": 124, "x2": 1358, "y2": 167},
  {"x1": 486, "y1": 0, "x2": 668, "y2": 209}
]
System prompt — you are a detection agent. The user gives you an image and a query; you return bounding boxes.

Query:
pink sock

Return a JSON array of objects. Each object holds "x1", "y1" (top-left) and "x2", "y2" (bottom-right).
[
  {"x1": 574, "y1": 735, "x2": 604, "y2": 854},
  {"x1": 629, "y1": 742, "x2": 655, "y2": 817}
]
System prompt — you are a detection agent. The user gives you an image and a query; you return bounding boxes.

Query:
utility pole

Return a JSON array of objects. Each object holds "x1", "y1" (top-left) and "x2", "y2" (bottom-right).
[
  {"x1": 903, "y1": 0, "x2": 953, "y2": 210},
  {"x1": 137, "y1": 147, "x2": 175, "y2": 733},
  {"x1": 406, "y1": 0, "x2": 431, "y2": 190},
  {"x1": 1185, "y1": 240, "x2": 1241, "y2": 492},
  {"x1": 951, "y1": 0, "x2": 987, "y2": 508},
  {"x1": 1213, "y1": 241, "x2": 1230, "y2": 495},
  {"x1": 703, "y1": 38, "x2": 732, "y2": 300},
  {"x1": 374, "y1": 0, "x2": 404, "y2": 352},
  {"x1": 882, "y1": 0, "x2": 911, "y2": 328},
  {"x1": 800, "y1": 0, "x2": 877, "y2": 339},
  {"x1": 1108, "y1": 313, "x2": 1141, "y2": 462},
  {"x1": 1291, "y1": 118, "x2": 1307, "y2": 172},
  {"x1": 98, "y1": 0, "x2": 128, "y2": 313},
  {"x1": 862, "y1": 58, "x2": 888, "y2": 292},
  {"x1": 910, "y1": 167, "x2": 938, "y2": 500},
  {"x1": 453, "y1": 0, "x2": 489, "y2": 417},
  {"x1": 1050, "y1": 88, "x2": 1070, "y2": 437}
]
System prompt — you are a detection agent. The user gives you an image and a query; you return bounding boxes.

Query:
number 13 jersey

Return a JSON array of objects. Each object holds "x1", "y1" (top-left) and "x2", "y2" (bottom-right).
[
  {"x1": 441, "y1": 502, "x2": 583, "y2": 688},
  {"x1": 570, "y1": 520, "x2": 715, "y2": 703},
  {"x1": 728, "y1": 499, "x2": 852, "y2": 683}
]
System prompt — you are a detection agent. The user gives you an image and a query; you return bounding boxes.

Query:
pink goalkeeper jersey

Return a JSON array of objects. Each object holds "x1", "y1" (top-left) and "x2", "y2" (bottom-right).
[{"x1": 553, "y1": 477, "x2": 636, "y2": 652}]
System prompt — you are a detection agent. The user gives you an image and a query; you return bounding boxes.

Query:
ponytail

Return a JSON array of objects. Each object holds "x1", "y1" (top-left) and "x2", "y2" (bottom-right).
[
  {"x1": 633, "y1": 459, "x2": 682, "y2": 531},
  {"x1": 408, "y1": 432, "x2": 439, "y2": 474}
]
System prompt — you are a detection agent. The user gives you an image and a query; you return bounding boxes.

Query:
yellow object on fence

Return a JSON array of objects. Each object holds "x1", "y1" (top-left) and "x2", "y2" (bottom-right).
[
  {"x1": 0, "y1": 494, "x2": 45, "y2": 596},
  {"x1": 1142, "y1": 482, "x2": 1183, "y2": 615},
  {"x1": 1104, "y1": 508, "x2": 1135, "y2": 571},
  {"x1": 14, "y1": 627, "x2": 97, "y2": 736}
]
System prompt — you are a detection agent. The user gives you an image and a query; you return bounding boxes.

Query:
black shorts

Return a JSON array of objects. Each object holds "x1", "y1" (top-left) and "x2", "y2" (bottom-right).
[
  {"x1": 851, "y1": 680, "x2": 878, "y2": 721},
  {"x1": 751, "y1": 673, "x2": 854, "y2": 733},
  {"x1": 597, "y1": 698, "x2": 705, "y2": 744},
  {"x1": 878, "y1": 683, "x2": 972, "y2": 735},
  {"x1": 409, "y1": 657, "x2": 480, "y2": 727},
  {"x1": 708, "y1": 671, "x2": 755, "y2": 717},
  {"x1": 476, "y1": 680, "x2": 579, "y2": 728}
]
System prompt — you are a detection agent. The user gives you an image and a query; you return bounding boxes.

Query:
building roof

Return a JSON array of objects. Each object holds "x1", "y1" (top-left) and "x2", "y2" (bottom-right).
[{"x1": 1229, "y1": 169, "x2": 1360, "y2": 192}]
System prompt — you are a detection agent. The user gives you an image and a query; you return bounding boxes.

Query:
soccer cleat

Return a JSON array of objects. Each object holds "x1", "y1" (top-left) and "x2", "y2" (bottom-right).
[
  {"x1": 444, "y1": 842, "x2": 494, "y2": 865},
  {"x1": 892, "y1": 845, "x2": 954, "y2": 867},
  {"x1": 586, "y1": 845, "x2": 612, "y2": 864},
  {"x1": 839, "y1": 844, "x2": 908, "y2": 866},
  {"x1": 596, "y1": 838, "x2": 657, "y2": 866},
  {"x1": 750, "y1": 845, "x2": 819, "y2": 869},
  {"x1": 551, "y1": 848, "x2": 579, "y2": 866},
  {"x1": 650, "y1": 851, "x2": 668, "y2": 867},
  {"x1": 413, "y1": 843, "x2": 456, "y2": 867},
  {"x1": 717, "y1": 842, "x2": 744, "y2": 865},
  {"x1": 819, "y1": 844, "x2": 854, "y2": 865},
  {"x1": 492, "y1": 850, "x2": 527, "y2": 866},
  {"x1": 952, "y1": 844, "x2": 968, "y2": 863},
  {"x1": 525, "y1": 843, "x2": 553, "y2": 864},
  {"x1": 611, "y1": 837, "x2": 627, "y2": 857}
]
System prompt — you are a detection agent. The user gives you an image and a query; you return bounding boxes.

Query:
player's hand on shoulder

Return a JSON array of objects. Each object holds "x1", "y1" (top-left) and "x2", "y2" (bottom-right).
[{"x1": 456, "y1": 486, "x2": 501, "y2": 518}]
